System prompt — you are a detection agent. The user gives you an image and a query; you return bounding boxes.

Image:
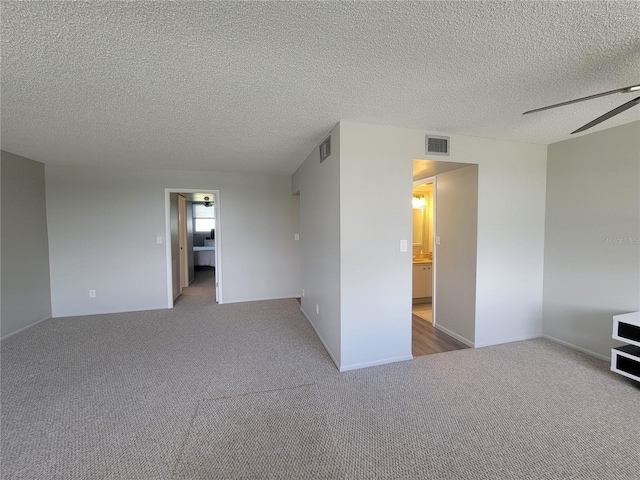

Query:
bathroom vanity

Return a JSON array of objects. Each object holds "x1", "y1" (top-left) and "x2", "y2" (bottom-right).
[{"x1": 412, "y1": 260, "x2": 432, "y2": 299}]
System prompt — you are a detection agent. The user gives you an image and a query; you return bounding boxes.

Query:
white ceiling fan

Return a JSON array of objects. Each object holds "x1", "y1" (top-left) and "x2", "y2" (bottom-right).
[{"x1": 523, "y1": 84, "x2": 640, "y2": 134}]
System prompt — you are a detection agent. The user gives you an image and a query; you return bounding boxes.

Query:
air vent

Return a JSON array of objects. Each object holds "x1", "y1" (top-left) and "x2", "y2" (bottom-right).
[
  {"x1": 319, "y1": 136, "x2": 331, "y2": 163},
  {"x1": 426, "y1": 135, "x2": 450, "y2": 156}
]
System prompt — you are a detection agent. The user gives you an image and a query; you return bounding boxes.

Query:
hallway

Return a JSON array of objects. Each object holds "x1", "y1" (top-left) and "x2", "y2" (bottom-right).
[{"x1": 178, "y1": 266, "x2": 216, "y2": 301}]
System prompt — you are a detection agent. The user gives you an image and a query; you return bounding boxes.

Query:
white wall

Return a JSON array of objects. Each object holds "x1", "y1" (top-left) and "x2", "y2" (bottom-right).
[
  {"x1": 1, "y1": 151, "x2": 52, "y2": 338},
  {"x1": 46, "y1": 165, "x2": 300, "y2": 317},
  {"x1": 339, "y1": 123, "x2": 414, "y2": 370},
  {"x1": 292, "y1": 124, "x2": 341, "y2": 366},
  {"x1": 542, "y1": 121, "x2": 640, "y2": 359},
  {"x1": 434, "y1": 165, "x2": 478, "y2": 345},
  {"x1": 292, "y1": 122, "x2": 546, "y2": 370},
  {"x1": 338, "y1": 123, "x2": 547, "y2": 363},
  {"x1": 472, "y1": 142, "x2": 548, "y2": 346}
]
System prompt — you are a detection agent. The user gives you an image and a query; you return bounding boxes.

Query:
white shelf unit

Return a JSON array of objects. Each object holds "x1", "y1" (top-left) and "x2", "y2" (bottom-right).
[{"x1": 611, "y1": 311, "x2": 640, "y2": 383}]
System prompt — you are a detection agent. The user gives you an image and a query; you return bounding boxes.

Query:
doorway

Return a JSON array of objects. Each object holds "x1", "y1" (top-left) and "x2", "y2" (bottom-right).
[
  {"x1": 411, "y1": 178, "x2": 434, "y2": 324},
  {"x1": 411, "y1": 160, "x2": 478, "y2": 356},
  {"x1": 165, "y1": 189, "x2": 221, "y2": 307}
]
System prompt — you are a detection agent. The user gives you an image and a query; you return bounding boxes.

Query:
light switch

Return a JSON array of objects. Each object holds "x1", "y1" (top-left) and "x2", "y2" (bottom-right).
[
  {"x1": 435, "y1": 236, "x2": 441, "y2": 246},
  {"x1": 294, "y1": 234, "x2": 299, "y2": 241},
  {"x1": 400, "y1": 239, "x2": 408, "y2": 252}
]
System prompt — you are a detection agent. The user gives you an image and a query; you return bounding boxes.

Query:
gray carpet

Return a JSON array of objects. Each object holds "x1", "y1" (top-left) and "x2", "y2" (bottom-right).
[
  {"x1": 173, "y1": 384, "x2": 345, "y2": 479},
  {"x1": 1, "y1": 289, "x2": 639, "y2": 479},
  {"x1": 176, "y1": 266, "x2": 216, "y2": 300}
]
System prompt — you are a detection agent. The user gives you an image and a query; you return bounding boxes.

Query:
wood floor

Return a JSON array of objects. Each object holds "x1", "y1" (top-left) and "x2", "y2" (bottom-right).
[
  {"x1": 412, "y1": 314, "x2": 469, "y2": 356},
  {"x1": 296, "y1": 297, "x2": 465, "y2": 357}
]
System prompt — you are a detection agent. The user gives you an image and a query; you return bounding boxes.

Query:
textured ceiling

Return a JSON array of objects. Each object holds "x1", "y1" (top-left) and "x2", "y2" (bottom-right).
[{"x1": 2, "y1": 1, "x2": 639, "y2": 175}]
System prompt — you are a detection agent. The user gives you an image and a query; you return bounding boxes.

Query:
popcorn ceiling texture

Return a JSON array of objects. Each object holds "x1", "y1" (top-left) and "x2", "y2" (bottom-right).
[{"x1": 1, "y1": 1, "x2": 639, "y2": 174}]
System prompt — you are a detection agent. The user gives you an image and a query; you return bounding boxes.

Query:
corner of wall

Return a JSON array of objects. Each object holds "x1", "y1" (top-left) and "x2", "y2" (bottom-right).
[{"x1": 1, "y1": 151, "x2": 53, "y2": 338}]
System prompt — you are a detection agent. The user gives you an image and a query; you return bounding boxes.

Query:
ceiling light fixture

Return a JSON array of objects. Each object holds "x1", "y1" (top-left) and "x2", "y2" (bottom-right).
[{"x1": 412, "y1": 195, "x2": 426, "y2": 209}]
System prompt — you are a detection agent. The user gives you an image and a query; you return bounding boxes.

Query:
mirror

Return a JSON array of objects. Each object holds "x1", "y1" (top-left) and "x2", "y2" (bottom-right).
[{"x1": 413, "y1": 207, "x2": 424, "y2": 246}]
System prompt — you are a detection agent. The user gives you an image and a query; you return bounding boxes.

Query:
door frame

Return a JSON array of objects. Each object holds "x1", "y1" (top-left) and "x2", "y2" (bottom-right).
[
  {"x1": 178, "y1": 195, "x2": 189, "y2": 291},
  {"x1": 164, "y1": 188, "x2": 222, "y2": 307}
]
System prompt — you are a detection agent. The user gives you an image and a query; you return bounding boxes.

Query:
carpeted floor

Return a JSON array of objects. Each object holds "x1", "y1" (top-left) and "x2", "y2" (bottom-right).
[
  {"x1": 176, "y1": 266, "x2": 216, "y2": 301},
  {"x1": 1, "y1": 292, "x2": 639, "y2": 479}
]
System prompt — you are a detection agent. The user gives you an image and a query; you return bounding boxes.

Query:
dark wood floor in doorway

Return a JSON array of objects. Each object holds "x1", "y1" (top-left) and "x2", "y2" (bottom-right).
[{"x1": 412, "y1": 314, "x2": 469, "y2": 356}]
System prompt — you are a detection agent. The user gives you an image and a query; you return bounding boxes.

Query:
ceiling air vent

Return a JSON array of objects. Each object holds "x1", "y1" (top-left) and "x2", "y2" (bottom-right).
[
  {"x1": 425, "y1": 135, "x2": 450, "y2": 156},
  {"x1": 319, "y1": 136, "x2": 331, "y2": 163}
]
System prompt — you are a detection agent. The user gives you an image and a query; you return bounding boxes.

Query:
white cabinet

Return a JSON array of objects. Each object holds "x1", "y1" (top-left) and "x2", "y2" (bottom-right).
[
  {"x1": 611, "y1": 312, "x2": 640, "y2": 383},
  {"x1": 412, "y1": 263, "x2": 432, "y2": 299}
]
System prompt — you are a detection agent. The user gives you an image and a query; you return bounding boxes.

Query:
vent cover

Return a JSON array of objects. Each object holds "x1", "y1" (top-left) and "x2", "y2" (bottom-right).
[
  {"x1": 319, "y1": 136, "x2": 331, "y2": 163},
  {"x1": 426, "y1": 135, "x2": 450, "y2": 156}
]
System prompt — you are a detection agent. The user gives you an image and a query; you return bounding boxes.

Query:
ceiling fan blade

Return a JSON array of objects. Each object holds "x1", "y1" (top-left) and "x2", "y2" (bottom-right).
[
  {"x1": 571, "y1": 96, "x2": 640, "y2": 134},
  {"x1": 523, "y1": 84, "x2": 640, "y2": 115}
]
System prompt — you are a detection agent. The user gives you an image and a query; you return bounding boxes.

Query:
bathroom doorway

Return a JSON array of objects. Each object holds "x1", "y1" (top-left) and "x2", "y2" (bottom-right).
[
  {"x1": 411, "y1": 160, "x2": 478, "y2": 356},
  {"x1": 411, "y1": 179, "x2": 434, "y2": 324}
]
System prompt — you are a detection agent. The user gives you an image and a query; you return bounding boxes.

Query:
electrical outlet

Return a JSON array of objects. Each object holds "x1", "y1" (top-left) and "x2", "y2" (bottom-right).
[
  {"x1": 316, "y1": 303, "x2": 319, "y2": 315},
  {"x1": 302, "y1": 288, "x2": 305, "y2": 297},
  {"x1": 89, "y1": 290, "x2": 96, "y2": 298},
  {"x1": 156, "y1": 236, "x2": 163, "y2": 244}
]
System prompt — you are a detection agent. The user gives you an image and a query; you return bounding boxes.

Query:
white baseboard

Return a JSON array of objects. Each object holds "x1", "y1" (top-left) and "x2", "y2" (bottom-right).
[
  {"x1": 52, "y1": 305, "x2": 168, "y2": 318},
  {"x1": 299, "y1": 307, "x2": 341, "y2": 371},
  {"x1": 219, "y1": 295, "x2": 301, "y2": 305},
  {"x1": 339, "y1": 355, "x2": 414, "y2": 372},
  {"x1": 474, "y1": 333, "x2": 542, "y2": 349},
  {"x1": 542, "y1": 334, "x2": 610, "y2": 361},
  {"x1": 434, "y1": 323, "x2": 475, "y2": 348},
  {"x1": 1, "y1": 316, "x2": 51, "y2": 341}
]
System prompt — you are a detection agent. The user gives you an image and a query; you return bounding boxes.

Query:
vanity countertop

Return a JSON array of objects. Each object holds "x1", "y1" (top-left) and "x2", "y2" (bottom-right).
[{"x1": 413, "y1": 259, "x2": 432, "y2": 264}]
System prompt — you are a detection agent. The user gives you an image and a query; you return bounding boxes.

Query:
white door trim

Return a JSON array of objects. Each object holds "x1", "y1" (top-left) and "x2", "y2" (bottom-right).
[
  {"x1": 178, "y1": 195, "x2": 189, "y2": 291},
  {"x1": 164, "y1": 188, "x2": 223, "y2": 307},
  {"x1": 413, "y1": 176, "x2": 436, "y2": 326}
]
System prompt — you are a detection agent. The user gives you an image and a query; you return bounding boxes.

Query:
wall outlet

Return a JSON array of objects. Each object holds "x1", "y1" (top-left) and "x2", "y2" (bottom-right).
[
  {"x1": 156, "y1": 236, "x2": 163, "y2": 244},
  {"x1": 89, "y1": 289, "x2": 96, "y2": 298},
  {"x1": 316, "y1": 303, "x2": 319, "y2": 315},
  {"x1": 302, "y1": 288, "x2": 305, "y2": 297}
]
